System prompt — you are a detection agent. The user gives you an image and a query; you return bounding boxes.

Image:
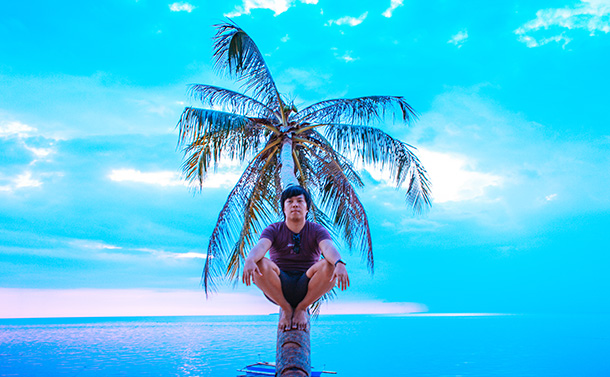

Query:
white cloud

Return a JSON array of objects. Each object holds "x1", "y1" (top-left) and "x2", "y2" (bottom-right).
[
  {"x1": 131, "y1": 98, "x2": 174, "y2": 116},
  {"x1": 281, "y1": 34, "x2": 290, "y2": 42},
  {"x1": 225, "y1": 0, "x2": 317, "y2": 17},
  {"x1": 135, "y1": 247, "x2": 207, "y2": 260},
  {"x1": 321, "y1": 300, "x2": 427, "y2": 314},
  {"x1": 0, "y1": 289, "x2": 272, "y2": 318},
  {"x1": 402, "y1": 312, "x2": 512, "y2": 317},
  {"x1": 279, "y1": 67, "x2": 332, "y2": 92},
  {"x1": 0, "y1": 121, "x2": 57, "y2": 163},
  {"x1": 0, "y1": 288, "x2": 427, "y2": 318},
  {"x1": 382, "y1": 0, "x2": 404, "y2": 18},
  {"x1": 545, "y1": 193, "x2": 558, "y2": 201},
  {"x1": 24, "y1": 145, "x2": 53, "y2": 159},
  {"x1": 360, "y1": 147, "x2": 502, "y2": 204},
  {"x1": 67, "y1": 239, "x2": 206, "y2": 261},
  {"x1": 0, "y1": 171, "x2": 43, "y2": 192},
  {"x1": 0, "y1": 73, "x2": 183, "y2": 138},
  {"x1": 401, "y1": 87, "x2": 610, "y2": 220},
  {"x1": 70, "y1": 240, "x2": 122, "y2": 250},
  {"x1": 109, "y1": 168, "x2": 184, "y2": 186},
  {"x1": 169, "y1": 2, "x2": 195, "y2": 12},
  {"x1": 173, "y1": 251, "x2": 207, "y2": 259},
  {"x1": 515, "y1": 0, "x2": 610, "y2": 48},
  {"x1": 519, "y1": 34, "x2": 572, "y2": 48},
  {"x1": 337, "y1": 51, "x2": 358, "y2": 62},
  {"x1": 417, "y1": 149, "x2": 503, "y2": 203},
  {"x1": 109, "y1": 168, "x2": 240, "y2": 188},
  {"x1": 0, "y1": 121, "x2": 36, "y2": 138},
  {"x1": 326, "y1": 12, "x2": 368, "y2": 27},
  {"x1": 379, "y1": 217, "x2": 444, "y2": 233},
  {"x1": 448, "y1": 29, "x2": 469, "y2": 48}
]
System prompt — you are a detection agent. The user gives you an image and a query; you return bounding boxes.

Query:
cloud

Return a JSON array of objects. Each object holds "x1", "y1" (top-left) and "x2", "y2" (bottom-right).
[
  {"x1": 109, "y1": 168, "x2": 240, "y2": 188},
  {"x1": 382, "y1": 0, "x2": 404, "y2": 18},
  {"x1": 0, "y1": 73, "x2": 184, "y2": 138},
  {"x1": 67, "y1": 239, "x2": 206, "y2": 261},
  {"x1": 130, "y1": 98, "x2": 174, "y2": 116},
  {"x1": 0, "y1": 171, "x2": 43, "y2": 192},
  {"x1": 169, "y1": 2, "x2": 195, "y2": 12},
  {"x1": 518, "y1": 34, "x2": 572, "y2": 49},
  {"x1": 134, "y1": 247, "x2": 207, "y2": 260},
  {"x1": 172, "y1": 252, "x2": 207, "y2": 259},
  {"x1": 404, "y1": 87, "x2": 610, "y2": 220},
  {"x1": 0, "y1": 121, "x2": 36, "y2": 138},
  {"x1": 278, "y1": 67, "x2": 332, "y2": 93},
  {"x1": 417, "y1": 149, "x2": 503, "y2": 203},
  {"x1": 326, "y1": 12, "x2": 368, "y2": 27},
  {"x1": 0, "y1": 120, "x2": 56, "y2": 162},
  {"x1": 401, "y1": 312, "x2": 512, "y2": 317},
  {"x1": 0, "y1": 121, "x2": 57, "y2": 192},
  {"x1": 355, "y1": 86, "x2": 610, "y2": 225},
  {"x1": 321, "y1": 300, "x2": 427, "y2": 314},
  {"x1": 515, "y1": 0, "x2": 610, "y2": 48},
  {"x1": 0, "y1": 289, "x2": 272, "y2": 318},
  {"x1": 386, "y1": 218, "x2": 444, "y2": 233},
  {"x1": 70, "y1": 240, "x2": 122, "y2": 250},
  {"x1": 545, "y1": 193, "x2": 558, "y2": 201},
  {"x1": 225, "y1": 0, "x2": 317, "y2": 17},
  {"x1": 448, "y1": 30, "x2": 469, "y2": 48},
  {"x1": 330, "y1": 48, "x2": 358, "y2": 62},
  {"x1": 362, "y1": 149, "x2": 502, "y2": 203},
  {"x1": 109, "y1": 168, "x2": 184, "y2": 186},
  {"x1": 0, "y1": 288, "x2": 427, "y2": 318},
  {"x1": 23, "y1": 144, "x2": 54, "y2": 159}
]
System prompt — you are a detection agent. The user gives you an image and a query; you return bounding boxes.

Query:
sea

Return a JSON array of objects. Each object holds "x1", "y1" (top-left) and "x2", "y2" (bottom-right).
[{"x1": 1, "y1": 314, "x2": 608, "y2": 377}]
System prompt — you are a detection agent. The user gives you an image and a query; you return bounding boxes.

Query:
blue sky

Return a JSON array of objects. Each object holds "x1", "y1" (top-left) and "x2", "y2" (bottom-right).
[{"x1": 1, "y1": 0, "x2": 609, "y2": 318}]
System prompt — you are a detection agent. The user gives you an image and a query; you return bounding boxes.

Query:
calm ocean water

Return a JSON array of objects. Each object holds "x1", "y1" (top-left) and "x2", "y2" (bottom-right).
[{"x1": 1, "y1": 314, "x2": 608, "y2": 377}]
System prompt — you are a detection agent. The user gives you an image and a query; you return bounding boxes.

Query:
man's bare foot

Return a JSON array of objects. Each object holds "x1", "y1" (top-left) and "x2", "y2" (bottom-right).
[
  {"x1": 292, "y1": 308, "x2": 308, "y2": 331},
  {"x1": 279, "y1": 308, "x2": 293, "y2": 331}
]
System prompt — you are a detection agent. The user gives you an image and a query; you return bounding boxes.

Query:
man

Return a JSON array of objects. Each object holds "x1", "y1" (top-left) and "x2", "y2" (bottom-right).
[{"x1": 242, "y1": 186, "x2": 349, "y2": 331}]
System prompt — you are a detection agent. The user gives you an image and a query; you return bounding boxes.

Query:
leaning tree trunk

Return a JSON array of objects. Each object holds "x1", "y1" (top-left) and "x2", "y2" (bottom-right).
[
  {"x1": 276, "y1": 309, "x2": 311, "y2": 377},
  {"x1": 276, "y1": 135, "x2": 311, "y2": 377}
]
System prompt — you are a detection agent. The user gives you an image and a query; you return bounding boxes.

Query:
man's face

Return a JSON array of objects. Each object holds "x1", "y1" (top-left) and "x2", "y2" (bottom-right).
[{"x1": 283, "y1": 194, "x2": 308, "y2": 221}]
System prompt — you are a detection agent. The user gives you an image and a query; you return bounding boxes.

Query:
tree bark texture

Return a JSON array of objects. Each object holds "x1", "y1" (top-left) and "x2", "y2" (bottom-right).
[
  {"x1": 280, "y1": 136, "x2": 299, "y2": 189},
  {"x1": 276, "y1": 309, "x2": 311, "y2": 377}
]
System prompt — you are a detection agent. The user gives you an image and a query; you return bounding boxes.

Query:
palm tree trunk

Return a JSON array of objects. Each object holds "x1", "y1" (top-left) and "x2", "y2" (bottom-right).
[
  {"x1": 280, "y1": 136, "x2": 299, "y2": 189},
  {"x1": 276, "y1": 309, "x2": 311, "y2": 377},
  {"x1": 276, "y1": 135, "x2": 311, "y2": 376}
]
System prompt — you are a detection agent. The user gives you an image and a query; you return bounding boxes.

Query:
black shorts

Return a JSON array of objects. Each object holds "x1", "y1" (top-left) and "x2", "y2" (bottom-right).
[{"x1": 266, "y1": 270, "x2": 310, "y2": 308}]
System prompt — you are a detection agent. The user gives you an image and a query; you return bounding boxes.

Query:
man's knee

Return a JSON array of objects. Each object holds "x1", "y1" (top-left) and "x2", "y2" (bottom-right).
[
  {"x1": 306, "y1": 259, "x2": 334, "y2": 279},
  {"x1": 256, "y1": 258, "x2": 280, "y2": 276}
]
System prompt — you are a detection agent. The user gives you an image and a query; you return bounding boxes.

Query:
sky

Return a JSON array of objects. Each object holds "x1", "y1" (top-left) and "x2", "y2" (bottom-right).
[{"x1": 1, "y1": 0, "x2": 609, "y2": 318}]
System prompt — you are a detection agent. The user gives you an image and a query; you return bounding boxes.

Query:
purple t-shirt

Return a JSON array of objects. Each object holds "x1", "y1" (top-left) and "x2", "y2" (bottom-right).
[{"x1": 260, "y1": 221, "x2": 331, "y2": 272}]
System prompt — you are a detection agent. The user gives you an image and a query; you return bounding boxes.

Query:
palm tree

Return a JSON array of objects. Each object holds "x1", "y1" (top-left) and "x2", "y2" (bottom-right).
[{"x1": 177, "y1": 20, "x2": 431, "y2": 294}]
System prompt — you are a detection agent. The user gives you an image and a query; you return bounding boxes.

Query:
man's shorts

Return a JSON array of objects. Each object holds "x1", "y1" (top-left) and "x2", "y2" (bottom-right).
[{"x1": 266, "y1": 270, "x2": 310, "y2": 308}]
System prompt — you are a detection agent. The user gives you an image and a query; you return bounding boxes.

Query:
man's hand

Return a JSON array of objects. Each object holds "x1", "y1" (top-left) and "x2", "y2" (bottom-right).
[
  {"x1": 242, "y1": 258, "x2": 262, "y2": 286},
  {"x1": 332, "y1": 263, "x2": 350, "y2": 291},
  {"x1": 242, "y1": 238, "x2": 271, "y2": 286}
]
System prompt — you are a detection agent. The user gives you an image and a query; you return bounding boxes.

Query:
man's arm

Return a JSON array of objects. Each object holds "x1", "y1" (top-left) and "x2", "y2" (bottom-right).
[
  {"x1": 242, "y1": 238, "x2": 272, "y2": 286},
  {"x1": 319, "y1": 239, "x2": 350, "y2": 290}
]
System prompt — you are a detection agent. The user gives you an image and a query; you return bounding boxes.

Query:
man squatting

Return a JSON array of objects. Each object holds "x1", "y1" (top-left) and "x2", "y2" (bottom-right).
[{"x1": 242, "y1": 186, "x2": 350, "y2": 331}]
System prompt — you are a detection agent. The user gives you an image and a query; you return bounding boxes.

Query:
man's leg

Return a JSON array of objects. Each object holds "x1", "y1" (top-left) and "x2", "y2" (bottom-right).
[
  {"x1": 292, "y1": 259, "x2": 336, "y2": 330},
  {"x1": 252, "y1": 257, "x2": 294, "y2": 331}
]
